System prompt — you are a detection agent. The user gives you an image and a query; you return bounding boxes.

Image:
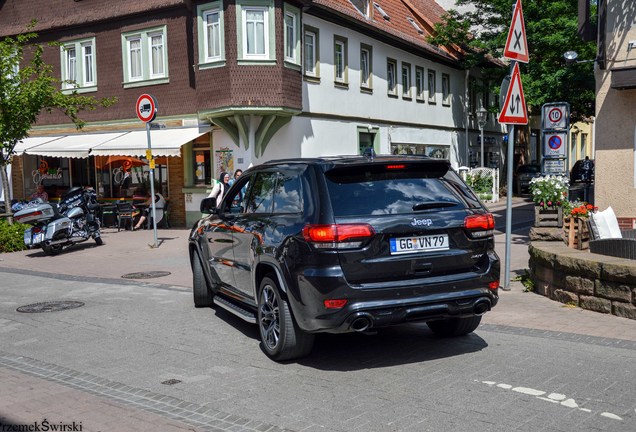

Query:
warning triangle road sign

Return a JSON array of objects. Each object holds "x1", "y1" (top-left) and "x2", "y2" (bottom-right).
[
  {"x1": 504, "y1": 0, "x2": 529, "y2": 63},
  {"x1": 498, "y1": 63, "x2": 528, "y2": 124}
]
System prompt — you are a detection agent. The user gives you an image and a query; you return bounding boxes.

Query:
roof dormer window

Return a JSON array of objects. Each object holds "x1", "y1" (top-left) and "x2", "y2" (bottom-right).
[
  {"x1": 373, "y1": 3, "x2": 390, "y2": 21},
  {"x1": 350, "y1": 0, "x2": 370, "y2": 18},
  {"x1": 407, "y1": 17, "x2": 424, "y2": 35}
]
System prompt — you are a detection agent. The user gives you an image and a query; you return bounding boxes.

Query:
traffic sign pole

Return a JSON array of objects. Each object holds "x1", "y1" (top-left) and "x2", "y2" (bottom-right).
[
  {"x1": 136, "y1": 94, "x2": 159, "y2": 248},
  {"x1": 503, "y1": 62, "x2": 515, "y2": 291},
  {"x1": 146, "y1": 122, "x2": 158, "y2": 249}
]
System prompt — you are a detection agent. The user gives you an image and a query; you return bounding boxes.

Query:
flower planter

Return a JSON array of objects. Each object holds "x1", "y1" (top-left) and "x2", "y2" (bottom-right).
[
  {"x1": 534, "y1": 206, "x2": 563, "y2": 228},
  {"x1": 563, "y1": 216, "x2": 590, "y2": 250}
]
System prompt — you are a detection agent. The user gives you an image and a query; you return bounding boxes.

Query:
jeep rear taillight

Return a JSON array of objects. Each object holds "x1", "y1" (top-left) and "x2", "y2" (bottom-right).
[
  {"x1": 302, "y1": 224, "x2": 375, "y2": 249},
  {"x1": 464, "y1": 214, "x2": 495, "y2": 238}
]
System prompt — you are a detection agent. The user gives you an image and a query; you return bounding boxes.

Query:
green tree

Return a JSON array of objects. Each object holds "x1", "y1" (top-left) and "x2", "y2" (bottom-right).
[
  {"x1": 428, "y1": 0, "x2": 596, "y2": 122},
  {"x1": 0, "y1": 27, "x2": 115, "y2": 221}
]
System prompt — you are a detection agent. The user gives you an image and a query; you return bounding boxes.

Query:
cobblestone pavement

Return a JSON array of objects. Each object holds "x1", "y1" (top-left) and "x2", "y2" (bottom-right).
[{"x1": 1, "y1": 197, "x2": 635, "y2": 431}]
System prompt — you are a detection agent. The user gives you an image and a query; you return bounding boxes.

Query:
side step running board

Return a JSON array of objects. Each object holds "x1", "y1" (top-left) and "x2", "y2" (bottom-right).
[{"x1": 214, "y1": 296, "x2": 256, "y2": 324}]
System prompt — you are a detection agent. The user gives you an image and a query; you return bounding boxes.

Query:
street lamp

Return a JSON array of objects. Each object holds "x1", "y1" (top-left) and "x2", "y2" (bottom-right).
[
  {"x1": 477, "y1": 107, "x2": 488, "y2": 167},
  {"x1": 563, "y1": 50, "x2": 596, "y2": 65}
]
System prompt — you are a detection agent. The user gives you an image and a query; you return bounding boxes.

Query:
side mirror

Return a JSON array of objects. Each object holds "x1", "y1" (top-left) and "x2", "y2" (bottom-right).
[{"x1": 200, "y1": 197, "x2": 217, "y2": 215}]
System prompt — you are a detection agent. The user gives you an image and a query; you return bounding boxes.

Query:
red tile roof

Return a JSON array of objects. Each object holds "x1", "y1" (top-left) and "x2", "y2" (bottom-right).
[
  {"x1": 0, "y1": 0, "x2": 186, "y2": 37},
  {"x1": 309, "y1": 0, "x2": 460, "y2": 63}
]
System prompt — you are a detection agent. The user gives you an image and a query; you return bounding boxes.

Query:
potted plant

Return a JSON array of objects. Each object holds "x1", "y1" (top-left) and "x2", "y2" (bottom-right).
[
  {"x1": 563, "y1": 201, "x2": 598, "y2": 249},
  {"x1": 529, "y1": 175, "x2": 569, "y2": 227}
]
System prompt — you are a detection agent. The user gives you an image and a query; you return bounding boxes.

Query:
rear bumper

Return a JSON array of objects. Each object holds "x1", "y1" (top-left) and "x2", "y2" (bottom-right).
[{"x1": 290, "y1": 260, "x2": 500, "y2": 333}]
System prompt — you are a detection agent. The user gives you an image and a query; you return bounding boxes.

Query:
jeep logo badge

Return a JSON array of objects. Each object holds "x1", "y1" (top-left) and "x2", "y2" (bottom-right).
[{"x1": 411, "y1": 218, "x2": 433, "y2": 227}]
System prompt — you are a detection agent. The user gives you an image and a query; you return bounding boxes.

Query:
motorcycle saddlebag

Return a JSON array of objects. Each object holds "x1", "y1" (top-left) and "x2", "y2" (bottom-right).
[{"x1": 13, "y1": 203, "x2": 56, "y2": 224}]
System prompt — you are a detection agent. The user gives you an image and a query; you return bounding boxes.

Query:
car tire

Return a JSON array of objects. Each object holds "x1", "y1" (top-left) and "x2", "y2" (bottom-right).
[
  {"x1": 258, "y1": 275, "x2": 314, "y2": 361},
  {"x1": 192, "y1": 252, "x2": 214, "y2": 308},
  {"x1": 426, "y1": 316, "x2": 482, "y2": 337}
]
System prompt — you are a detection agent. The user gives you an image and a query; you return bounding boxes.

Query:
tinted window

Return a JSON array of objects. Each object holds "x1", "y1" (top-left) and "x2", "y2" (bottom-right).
[
  {"x1": 245, "y1": 172, "x2": 276, "y2": 214},
  {"x1": 325, "y1": 163, "x2": 478, "y2": 217},
  {"x1": 272, "y1": 173, "x2": 303, "y2": 214},
  {"x1": 224, "y1": 176, "x2": 251, "y2": 213}
]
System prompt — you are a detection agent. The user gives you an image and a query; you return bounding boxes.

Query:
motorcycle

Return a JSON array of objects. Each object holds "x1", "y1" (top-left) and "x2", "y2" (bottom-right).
[{"x1": 14, "y1": 187, "x2": 103, "y2": 255}]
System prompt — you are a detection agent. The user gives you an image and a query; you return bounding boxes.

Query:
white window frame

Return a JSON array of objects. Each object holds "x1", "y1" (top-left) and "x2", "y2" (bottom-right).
[
  {"x1": 60, "y1": 37, "x2": 97, "y2": 93},
  {"x1": 148, "y1": 31, "x2": 165, "y2": 78},
  {"x1": 360, "y1": 44, "x2": 372, "y2": 90},
  {"x1": 334, "y1": 37, "x2": 347, "y2": 84},
  {"x1": 284, "y1": 5, "x2": 300, "y2": 65},
  {"x1": 401, "y1": 62, "x2": 411, "y2": 98},
  {"x1": 387, "y1": 58, "x2": 397, "y2": 96},
  {"x1": 197, "y1": 2, "x2": 225, "y2": 68},
  {"x1": 442, "y1": 73, "x2": 451, "y2": 106},
  {"x1": 304, "y1": 28, "x2": 319, "y2": 78},
  {"x1": 205, "y1": 10, "x2": 222, "y2": 60},
  {"x1": 121, "y1": 26, "x2": 169, "y2": 87},
  {"x1": 428, "y1": 69, "x2": 436, "y2": 104},
  {"x1": 242, "y1": 6, "x2": 269, "y2": 59},
  {"x1": 415, "y1": 66, "x2": 424, "y2": 100}
]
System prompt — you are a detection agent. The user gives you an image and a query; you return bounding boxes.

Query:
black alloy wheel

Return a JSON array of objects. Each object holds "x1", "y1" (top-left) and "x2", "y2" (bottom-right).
[
  {"x1": 257, "y1": 275, "x2": 314, "y2": 361},
  {"x1": 192, "y1": 252, "x2": 214, "y2": 307}
]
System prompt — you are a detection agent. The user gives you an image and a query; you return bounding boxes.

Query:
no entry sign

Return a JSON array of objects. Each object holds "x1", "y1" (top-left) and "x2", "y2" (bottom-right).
[{"x1": 136, "y1": 94, "x2": 157, "y2": 123}]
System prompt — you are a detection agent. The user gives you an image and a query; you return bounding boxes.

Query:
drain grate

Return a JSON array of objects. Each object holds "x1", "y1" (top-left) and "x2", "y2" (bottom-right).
[
  {"x1": 121, "y1": 271, "x2": 171, "y2": 279},
  {"x1": 17, "y1": 301, "x2": 85, "y2": 313},
  {"x1": 161, "y1": 379, "x2": 182, "y2": 385}
]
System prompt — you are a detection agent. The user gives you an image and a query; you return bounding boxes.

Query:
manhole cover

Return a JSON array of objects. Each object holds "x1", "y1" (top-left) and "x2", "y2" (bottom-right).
[
  {"x1": 121, "y1": 271, "x2": 171, "y2": 279},
  {"x1": 17, "y1": 301, "x2": 85, "y2": 313}
]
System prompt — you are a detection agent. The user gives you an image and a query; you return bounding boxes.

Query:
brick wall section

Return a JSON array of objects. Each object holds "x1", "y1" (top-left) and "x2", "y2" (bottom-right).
[
  {"x1": 10, "y1": 156, "x2": 25, "y2": 201},
  {"x1": 168, "y1": 152, "x2": 186, "y2": 227},
  {"x1": 22, "y1": 11, "x2": 197, "y2": 126},
  {"x1": 194, "y1": 0, "x2": 302, "y2": 111},
  {"x1": 529, "y1": 241, "x2": 636, "y2": 320},
  {"x1": 618, "y1": 217, "x2": 636, "y2": 230}
]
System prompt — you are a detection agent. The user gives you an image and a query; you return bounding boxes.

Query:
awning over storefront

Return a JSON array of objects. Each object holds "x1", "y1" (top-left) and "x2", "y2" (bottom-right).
[
  {"x1": 13, "y1": 136, "x2": 65, "y2": 156},
  {"x1": 26, "y1": 132, "x2": 128, "y2": 158},
  {"x1": 90, "y1": 127, "x2": 212, "y2": 157},
  {"x1": 14, "y1": 127, "x2": 211, "y2": 159}
]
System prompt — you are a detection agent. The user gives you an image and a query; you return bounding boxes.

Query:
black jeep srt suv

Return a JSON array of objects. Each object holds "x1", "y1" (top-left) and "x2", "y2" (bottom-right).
[{"x1": 189, "y1": 155, "x2": 500, "y2": 361}]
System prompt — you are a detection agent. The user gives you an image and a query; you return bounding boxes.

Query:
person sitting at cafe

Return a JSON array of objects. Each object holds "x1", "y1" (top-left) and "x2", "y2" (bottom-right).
[
  {"x1": 30, "y1": 184, "x2": 49, "y2": 202},
  {"x1": 133, "y1": 192, "x2": 166, "y2": 230}
]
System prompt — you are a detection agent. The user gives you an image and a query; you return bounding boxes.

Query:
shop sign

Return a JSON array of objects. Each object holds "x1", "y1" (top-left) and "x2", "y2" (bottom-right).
[{"x1": 32, "y1": 160, "x2": 62, "y2": 184}]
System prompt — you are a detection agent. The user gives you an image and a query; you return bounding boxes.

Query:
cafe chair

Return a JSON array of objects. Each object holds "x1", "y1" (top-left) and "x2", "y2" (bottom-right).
[
  {"x1": 100, "y1": 204, "x2": 118, "y2": 228},
  {"x1": 116, "y1": 202, "x2": 134, "y2": 231}
]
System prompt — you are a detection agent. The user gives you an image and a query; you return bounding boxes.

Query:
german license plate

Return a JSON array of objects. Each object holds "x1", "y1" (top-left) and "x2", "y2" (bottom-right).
[
  {"x1": 390, "y1": 234, "x2": 449, "y2": 255},
  {"x1": 32, "y1": 232, "x2": 45, "y2": 245}
]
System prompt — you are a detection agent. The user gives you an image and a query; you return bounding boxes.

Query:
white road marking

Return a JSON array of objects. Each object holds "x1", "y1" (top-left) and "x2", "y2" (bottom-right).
[{"x1": 480, "y1": 380, "x2": 623, "y2": 421}]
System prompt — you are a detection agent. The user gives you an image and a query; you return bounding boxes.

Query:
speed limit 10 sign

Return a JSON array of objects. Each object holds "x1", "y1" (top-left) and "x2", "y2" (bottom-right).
[
  {"x1": 136, "y1": 94, "x2": 157, "y2": 123},
  {"x1": 542, "y1": 103, "x2": 568, "y2": 130}
]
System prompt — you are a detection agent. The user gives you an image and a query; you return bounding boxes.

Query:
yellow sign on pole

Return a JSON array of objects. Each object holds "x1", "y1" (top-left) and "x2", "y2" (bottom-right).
[
  {"x1": 146, "y1": 149, "x2": 153, "y2": 160},
  {"x1": 149, "y1": 159, "x2": 156, "y2": 169}
]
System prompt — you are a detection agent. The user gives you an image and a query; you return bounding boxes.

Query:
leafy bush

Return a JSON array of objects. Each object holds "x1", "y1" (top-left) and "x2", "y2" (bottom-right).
[
  {"x1": 466, "y1": 172, "x2": 493, "y2": 194},
  {"x1": 0, "y1": 219, "x2": 28, "y2": 253}
]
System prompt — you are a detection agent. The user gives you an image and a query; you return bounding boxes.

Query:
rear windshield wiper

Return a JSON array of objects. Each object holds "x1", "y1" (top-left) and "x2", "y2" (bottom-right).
[{"x1": 412, "y1": 201, "x2": 459, "y2": 211}]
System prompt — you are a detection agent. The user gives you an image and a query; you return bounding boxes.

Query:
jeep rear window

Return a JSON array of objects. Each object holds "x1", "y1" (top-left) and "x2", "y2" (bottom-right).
[{"x1": 325, "y1": 163, "x2": 479, "y2": 216}]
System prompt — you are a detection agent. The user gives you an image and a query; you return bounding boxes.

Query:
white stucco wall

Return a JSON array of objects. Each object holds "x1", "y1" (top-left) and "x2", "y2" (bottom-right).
[
  {"x1": 215, "y1": 12, "x2": 506, "y2": 174},
  {"x1": 593, "y1": 1, "x2": 636, "y2": 220}
]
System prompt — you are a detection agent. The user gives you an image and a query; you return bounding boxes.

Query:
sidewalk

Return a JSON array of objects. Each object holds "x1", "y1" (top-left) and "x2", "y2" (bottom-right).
[{"x1": 1, "y1": 223, "x2": 636, "y2": 342}]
